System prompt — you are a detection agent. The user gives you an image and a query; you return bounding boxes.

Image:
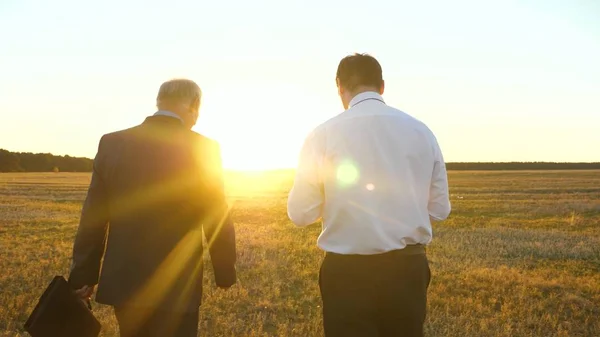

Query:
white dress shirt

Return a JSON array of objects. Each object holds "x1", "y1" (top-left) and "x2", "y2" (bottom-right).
[
  {"x1": 287, "y1": 91, "x2": 451, "y2": 254},
  {"x1": 154, "y1": 110, "x2": 183, "y2": 123}
]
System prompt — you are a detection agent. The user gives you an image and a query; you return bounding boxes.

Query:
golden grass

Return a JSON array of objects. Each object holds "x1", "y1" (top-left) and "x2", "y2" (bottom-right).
[{"x1": 0, "y1": 170, "x2": 599, "y2": 336}]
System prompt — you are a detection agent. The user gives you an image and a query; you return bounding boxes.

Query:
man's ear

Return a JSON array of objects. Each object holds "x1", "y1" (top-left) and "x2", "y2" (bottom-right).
[
  {"x1": 379, "y1": 80, "x2": 385, "y2": 95},
  {"x1": 190, "y1": 96, "x2": 200, "y2": 113},
  {"x1": 336, "y1": 78, "x2": 343, "y2": 96}
]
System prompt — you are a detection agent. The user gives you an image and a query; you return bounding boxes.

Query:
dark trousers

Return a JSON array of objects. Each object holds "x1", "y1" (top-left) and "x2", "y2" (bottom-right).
[
  {"x1": 114, "y1": 306, "x2": 199, "y2": 337},
  {"x1": 319, "y1": 247, "x2": 431, "y2": 337}
]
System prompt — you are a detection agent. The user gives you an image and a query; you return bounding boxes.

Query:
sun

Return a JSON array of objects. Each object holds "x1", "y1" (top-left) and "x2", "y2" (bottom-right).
[
  {"x1": 193, "y1": 82, "x2": 327, "y2": 172},
  {"x1": 204, "y1": 127, "x2": 302, "y2": 172},
  {"x1": 221, "y1": 147, "x2": 287, "y2": 171}
]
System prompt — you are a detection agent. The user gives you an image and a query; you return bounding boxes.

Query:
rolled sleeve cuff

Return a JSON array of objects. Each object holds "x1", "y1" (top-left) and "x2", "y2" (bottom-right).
[{"x1": 429, "y1": 204, "x2": 451, "y2": 221}]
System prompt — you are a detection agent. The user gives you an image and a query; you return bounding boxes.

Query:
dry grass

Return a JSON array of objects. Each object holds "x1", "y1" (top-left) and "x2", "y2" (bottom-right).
[{"x1": 0, "y1": 170, "x2": 599, "y2": 336}]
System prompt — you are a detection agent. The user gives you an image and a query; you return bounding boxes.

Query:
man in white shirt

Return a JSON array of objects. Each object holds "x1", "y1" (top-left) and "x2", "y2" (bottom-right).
[{"x1": 287, "y1": 53, "x2": 451, "y2": 337}]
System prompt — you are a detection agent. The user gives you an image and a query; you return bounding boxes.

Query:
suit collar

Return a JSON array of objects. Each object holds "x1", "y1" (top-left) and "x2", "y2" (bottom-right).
[
  {"x1": 153, "y1": 110, "x2": 184, "y2": 123},
  {"x1": 143, "y1": 115, "x2": 186, "y2": 127}
]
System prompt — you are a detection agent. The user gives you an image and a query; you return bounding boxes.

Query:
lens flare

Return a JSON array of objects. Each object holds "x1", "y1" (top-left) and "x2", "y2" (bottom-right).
[{"x1": 336, "y1": 161, "x2": 359, "y2": 186}]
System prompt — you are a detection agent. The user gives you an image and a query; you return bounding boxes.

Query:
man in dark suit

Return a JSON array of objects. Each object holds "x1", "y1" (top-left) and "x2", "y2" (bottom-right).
[{"x1": 68, "y1": 79, "x2": 237, "y2": 337}]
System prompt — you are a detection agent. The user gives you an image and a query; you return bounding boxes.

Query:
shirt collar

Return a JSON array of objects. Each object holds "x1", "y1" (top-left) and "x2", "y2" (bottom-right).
[
  {"x1": 153, "y1": 110, "x2": 184, "y2": 123},
  {"x1": 348, "y1": 91, "x2": 385, "y2": 108}
]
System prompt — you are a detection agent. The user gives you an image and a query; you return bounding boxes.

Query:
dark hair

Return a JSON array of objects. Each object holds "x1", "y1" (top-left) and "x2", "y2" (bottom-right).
[{"x1": 336, "y1": 53, "x2": 383, "y2": 92}]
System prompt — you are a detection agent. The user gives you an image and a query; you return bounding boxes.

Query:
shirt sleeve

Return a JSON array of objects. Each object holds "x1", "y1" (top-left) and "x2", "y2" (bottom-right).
[
  {"x1": 428, "y1": 136, "x2": 451, "y2": 221},
  {"x1": 287, "y1": 130, "x2": 324, "y2": 227}
]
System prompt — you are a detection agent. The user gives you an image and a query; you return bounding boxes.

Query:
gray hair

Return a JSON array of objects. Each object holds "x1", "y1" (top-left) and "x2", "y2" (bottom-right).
[{"x1": 156, "y1": 79, "x2": 202, "y2": 108}]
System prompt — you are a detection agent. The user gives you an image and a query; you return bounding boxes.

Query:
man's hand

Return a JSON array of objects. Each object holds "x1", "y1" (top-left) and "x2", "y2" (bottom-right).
[
  {"x1": 217, "y1": 279, "x2": 236, "y2": 290},
  {"x1": 75, "y1": 285, "x2": 95, "y2": 301},
  {"x1": 217, "y1": 282, "x2": 238, "y2": 292}
]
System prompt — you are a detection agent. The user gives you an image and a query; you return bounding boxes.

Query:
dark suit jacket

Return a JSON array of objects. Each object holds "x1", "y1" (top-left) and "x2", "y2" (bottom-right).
[{"x1": 68, "y1": 115, "x2": 236, "y2": 312}]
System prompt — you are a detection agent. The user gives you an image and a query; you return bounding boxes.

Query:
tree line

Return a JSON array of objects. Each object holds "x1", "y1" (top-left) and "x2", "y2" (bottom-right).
[
  {"x1": 1, "y1": 148, "x2": 599, "y2": 172},
  {"x1": 445, "y1": 162, "x2": 600, "y2": 170},
  {"x1": 0, "y1": 149, "x2": 93, "y2": 172}
]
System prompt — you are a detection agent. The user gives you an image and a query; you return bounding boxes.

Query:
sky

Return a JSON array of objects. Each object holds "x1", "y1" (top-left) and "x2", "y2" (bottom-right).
[{"x1": 1, "y1": 0, "x2": 599, "y2": 170}]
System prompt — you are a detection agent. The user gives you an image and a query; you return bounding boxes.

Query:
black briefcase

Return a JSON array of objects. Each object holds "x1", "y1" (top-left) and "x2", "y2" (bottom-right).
[{"x1": 24, "y1": 275, "x2": 101, "y2": 337}]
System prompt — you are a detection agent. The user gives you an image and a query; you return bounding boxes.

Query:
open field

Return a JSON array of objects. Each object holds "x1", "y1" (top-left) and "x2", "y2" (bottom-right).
[{"x1": 0, "y1": 170, "x2": 599, "y2": 336}]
